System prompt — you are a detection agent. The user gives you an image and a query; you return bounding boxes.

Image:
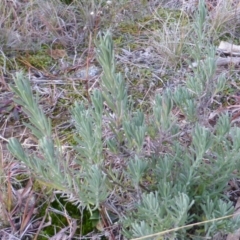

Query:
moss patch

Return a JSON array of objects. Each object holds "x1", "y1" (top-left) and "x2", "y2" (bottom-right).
[
  {"x1": 17, "y1": 50, "x2": 54, "y2": 71},
  {"x1": 38, "y1": 194, "x2": 95, "y2": 239}
]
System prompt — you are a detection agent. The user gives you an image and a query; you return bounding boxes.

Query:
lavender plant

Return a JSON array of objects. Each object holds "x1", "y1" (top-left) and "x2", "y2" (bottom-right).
[
  {"x1": 7, "y1": 5, "x2": 240, "y2": 238},
  {"x1": 8, "y1": 73, "x2": 109, "y2": 213}
]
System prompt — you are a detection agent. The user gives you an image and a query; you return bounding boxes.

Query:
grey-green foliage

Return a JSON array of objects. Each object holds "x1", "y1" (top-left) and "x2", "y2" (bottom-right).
[
  {"x1": 123, "y1": 111, "x2": 146, "y2": 152},
  {"x1": 181, "y1": 0, "x2": 228, "y2": 123},
  {"x1": 191, "y1": 124, "x2": 212, "y2": 160},
  {"x1": 215, "y1": 113, "x2": 231, "y2": 137},
  {"x1": 192, "y1": 0, "x2": 207, "y2": 58},
  {"x1": 153, "y1": 89, "x2": 173, "y2": 130},
  {"x1": 201, "y1": 197, "x2": 238, "y2": 237},
  {"x1": 6, "y1": 20, "x2": 240, "y2": 240},
  {"x1": 7, "y1": 73, "x2": 109, "y2": 211},
  {"x1": 127, "y1": 156, "x2": 148, "y2": 185},
  {"x1": 123, "y1": 1, "x2": 240, "y2": 238},
  {"x1": 71, "y1": 90, "x2": 103, "y2": 165},
  {"x1": 96, "y1": 31, "x2": 128, "y2": 129},
  {"x1": 80, "y1": 165, "x2": 109, "y2": 210},
  {"x1": 173, "y1": 86, "x2": 197, "y2": 121},
  {"x1": 124, "y1": 126, "x2": 240, "y2": 238},
  {"x1": 96, "y1": 31, "x2": 147, "y2": 152},
  {"x1": 8, "y1": 73, "x2": 66, "y2": 190},
  {"x1": 10, "y1": 72, "x2": 52, "y2": 138},
  {"x1": 125, "y1": 192, "x2": 194, "y2": 239}
]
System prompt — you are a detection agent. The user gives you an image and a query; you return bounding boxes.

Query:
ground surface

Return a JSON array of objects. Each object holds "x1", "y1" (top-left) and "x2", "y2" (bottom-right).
[{"x1": 1, "y1": 0, "x2": 240, "y2": 239}]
